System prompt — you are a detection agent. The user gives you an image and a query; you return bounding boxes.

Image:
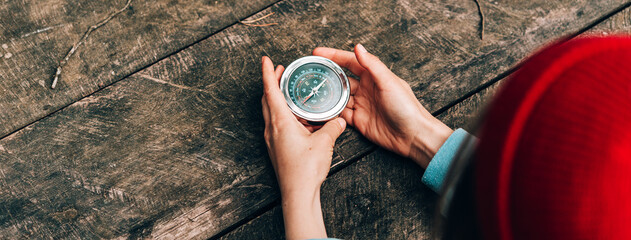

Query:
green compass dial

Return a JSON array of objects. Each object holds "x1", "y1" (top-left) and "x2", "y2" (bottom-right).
[
  {"x1": 287, "y1": 63, "x2": 342, "y2": 113},
  {"x1": 281, "y1": 56, "x2": 350, "y2": 123}
]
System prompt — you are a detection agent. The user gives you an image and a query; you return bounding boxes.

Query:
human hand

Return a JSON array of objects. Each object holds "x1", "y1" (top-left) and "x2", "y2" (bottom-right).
[
  {"x1": 261, "y1": 56, "x2": 346, "y2": 239},
  {"x1": 313, "y1": 44, "x2": 453, "y2": 168}
]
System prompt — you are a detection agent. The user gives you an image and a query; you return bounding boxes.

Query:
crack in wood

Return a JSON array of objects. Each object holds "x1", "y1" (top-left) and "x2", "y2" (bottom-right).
[
  {"x1": 51, "y1": 0, "x2": 133, "y2": 89},
  {"x1": 473, "y1": 0, "x2": 485, "y2": 40},
  {"x1": 212, "y1": 3, "x2": 631, "y2": 238},
  {"x1": 20, "y1": 24, "x2": 65, "y2": 39},
  {"x1": 2, "y1": 0, "x2": 627, "y2": 238},
  {"x1": 238, "y1": 12, "x2": 279, "y2": 27}
]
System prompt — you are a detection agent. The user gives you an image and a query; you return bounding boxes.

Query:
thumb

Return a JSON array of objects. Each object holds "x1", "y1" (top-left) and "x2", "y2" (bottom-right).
[
  {"x1": 354, "y1": 44, "x2": 396, "y2": 85},
  {"x1": 314, "y1": 118, "x2": 347, "y2": 144}
]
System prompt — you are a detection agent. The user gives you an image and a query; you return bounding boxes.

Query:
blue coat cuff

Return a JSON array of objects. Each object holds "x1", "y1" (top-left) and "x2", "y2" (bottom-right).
[{"x1": 421, "y1": 128, "x2": 471, "y2": 193}]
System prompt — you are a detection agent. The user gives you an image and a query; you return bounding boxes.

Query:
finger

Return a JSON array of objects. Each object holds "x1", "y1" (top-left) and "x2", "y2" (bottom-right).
[
  {"x1": 291, "y1": 114, "x2": 322, "y2": 133},
  {"x1": 345, "y1": 95, "x2": 355, "y2": 110},
  {"x1": 348, "y1": 76, "x2": 359, "y2": 95},
  {"x1": 354, "y1": 44, "x2": 397, "y2": 87},
  {"x1": 313, "y1": 47, "x2": 365, "y2": 76},
  {"x1": 294, "y1": 114, "x2": 308, "y2": 125},
  {"x1": 261, "y1": 96, "x2": 271, "y2": 126},
  {"x1": 262, "y1": 56, "x2": 292, "y2": 118},
  {"x1": 310, "y1": 125, "x2": 323, "y2": 131},
  {"x1": 340, "y1": 108, "x2": 354, "y2": 126},
  {"x1": 314, "y1": 118, "x2": 346, "y2": 144},
  {"x1": 275, "y1": 65, "x2": 284, "y2": 79},
  {"x1": 305, "y1": 125, "x2": 323, "y2": 132}
]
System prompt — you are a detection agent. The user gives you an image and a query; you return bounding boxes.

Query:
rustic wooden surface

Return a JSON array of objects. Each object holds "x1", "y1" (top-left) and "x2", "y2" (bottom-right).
[
  {"x1": 221, "y1": 4, "x2": 631, "y2": 240},
  {"x1": 221, "y1": 149, "x2": 436, "y2": 240},
  {"x1": 592, "y1": 5, "x2": 631, "y2": 32},
  {"x1": 0, "y1": 0, "x2": 279, "y2": 138},
  {"x1": 219, "y1": 76, "x2": 491, "y2": 239},
  {"x1": 1, "y1": 0, "x2": 630, "y2": 239}
]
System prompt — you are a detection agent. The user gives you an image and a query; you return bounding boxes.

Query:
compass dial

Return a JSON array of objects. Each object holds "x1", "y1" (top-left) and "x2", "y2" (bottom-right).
[
  {"x1": 281, "y1": 56, "x2": 350, "y2": 122},
  {"x1": 288, "y1": 63, "x2": 342, "y2": 113}
]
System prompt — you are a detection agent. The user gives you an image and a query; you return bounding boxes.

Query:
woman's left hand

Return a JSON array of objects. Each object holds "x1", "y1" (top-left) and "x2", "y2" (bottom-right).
[{"x1": 261, "y1": 56, "x2": 346, "y2": 239}]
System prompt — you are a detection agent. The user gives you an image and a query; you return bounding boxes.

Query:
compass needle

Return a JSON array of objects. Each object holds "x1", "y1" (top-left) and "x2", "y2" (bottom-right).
[{"x1": 280, "y1": 56, "x2": 350, "y2": 122}]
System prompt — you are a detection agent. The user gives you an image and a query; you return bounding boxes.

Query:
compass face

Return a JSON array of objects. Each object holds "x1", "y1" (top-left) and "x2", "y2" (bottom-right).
[
  {"x1": 287, "y1": 63, "x2": 342, "y2": 113},
  {"x1": 281, "y1": 56, "x2": 350, "y2": 122}
]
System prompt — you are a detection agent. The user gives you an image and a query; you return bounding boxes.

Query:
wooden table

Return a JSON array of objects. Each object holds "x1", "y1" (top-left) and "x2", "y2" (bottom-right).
[{"x1": 1, "y1": 0, "x2": 629, "y2": 239}]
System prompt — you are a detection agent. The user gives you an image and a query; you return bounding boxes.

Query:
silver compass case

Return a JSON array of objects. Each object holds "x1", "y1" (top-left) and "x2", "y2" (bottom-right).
[{"x1": 280, "y1": 56, "x2": 350, "y2": 123}]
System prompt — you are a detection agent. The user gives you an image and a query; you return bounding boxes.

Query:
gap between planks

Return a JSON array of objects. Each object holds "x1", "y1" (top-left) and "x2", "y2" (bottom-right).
[
  {"x1": 433, "y1": 0, "x2": 631, "y2": 117},
  {"x1": 1, "y1": 0, "x2": 629, "y2": 238},
  {"x1": 208, "y1": 2, "x2": 631, "y2": 238},
  {"x1": 0, "y1": 0, "x2": 285, "y2": 142}
]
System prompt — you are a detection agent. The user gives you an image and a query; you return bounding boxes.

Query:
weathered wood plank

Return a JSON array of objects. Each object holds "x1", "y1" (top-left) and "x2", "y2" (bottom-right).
[
  {"x1": 591, "y1": 4, "x2": 631, "y2": 32},
  {"x1": 218, "y1": 84, "x2": 497, "y2": 240},
  {"x1": 0, "y1": 0, "x2": 279, "y2": 138},
  {"x1": 221, "y1": 149, "x2": 436, "y2": 240},
  {"x1": 217, "y1": 82, "x2": 504, "y2": 240},
  {"x1": 1, "y1": 0, "x2": 629, "y2": 239},
  {"x1": 437, "y1": 7, "x2": 631, "y2": 133},
  {"x1": 219, "y1": 7, "x2": 631, "y2": 240}
]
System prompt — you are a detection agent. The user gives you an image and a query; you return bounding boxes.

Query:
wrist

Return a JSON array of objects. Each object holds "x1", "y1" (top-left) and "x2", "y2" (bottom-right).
[
  {"x1": 278, "y1": 175, "x2": 323, "y2": 200},
  {"x1": 408, "y1": 119, "x2": 453, "y2": 168},
  {"x1": 280, "y1": 183, "x2": 320, "y2": 202},
  {"x1": 281, "y1": 187, "x2": 321, "y2": 211},
  {"x1": 281, "y1": 187, "x2": 327, "y2": 239}
]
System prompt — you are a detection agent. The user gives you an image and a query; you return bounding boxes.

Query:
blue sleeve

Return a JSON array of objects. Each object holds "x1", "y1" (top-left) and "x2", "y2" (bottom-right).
[{"x1": 421, "y1": 128, "x2": 472, "y2": 193}]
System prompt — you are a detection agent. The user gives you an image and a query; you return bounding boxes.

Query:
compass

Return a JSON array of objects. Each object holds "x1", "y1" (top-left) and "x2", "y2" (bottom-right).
[{"x1": 280, "y1": 56, "x2": 350, "y2": 123}]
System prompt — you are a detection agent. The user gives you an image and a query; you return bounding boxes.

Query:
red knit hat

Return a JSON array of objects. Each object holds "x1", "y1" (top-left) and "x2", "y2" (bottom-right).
[{"x1": 476, "y1": 36, "x2": 631, "y2": 239}]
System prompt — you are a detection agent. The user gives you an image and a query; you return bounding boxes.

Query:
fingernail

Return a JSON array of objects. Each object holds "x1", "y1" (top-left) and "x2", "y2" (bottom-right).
[
  {"x1": 337, "y1": 118, "x2": 346, "y2": 127},
  {"x1": 356, "y1": 44, "x2": 367, "y2": 53}
]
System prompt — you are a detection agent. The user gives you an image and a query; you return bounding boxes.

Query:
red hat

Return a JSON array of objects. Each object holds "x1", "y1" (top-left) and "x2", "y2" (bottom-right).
[{"x1": 476, "y1": 36, "x2": 631, "y2": 239}]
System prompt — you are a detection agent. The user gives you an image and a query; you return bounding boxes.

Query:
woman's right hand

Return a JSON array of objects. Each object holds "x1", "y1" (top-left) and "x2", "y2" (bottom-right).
[{"x1": 313, "y1": 44, "x2": 453, "y2": 168}]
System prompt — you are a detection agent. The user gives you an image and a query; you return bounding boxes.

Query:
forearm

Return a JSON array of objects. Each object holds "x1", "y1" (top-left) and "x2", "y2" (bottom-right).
[
  {"x1": 408, "y1": 118, "x2": 453, "y2": 169},
  {"x1": 281, "y1": 188, "x2": 327, "y2": 240}
]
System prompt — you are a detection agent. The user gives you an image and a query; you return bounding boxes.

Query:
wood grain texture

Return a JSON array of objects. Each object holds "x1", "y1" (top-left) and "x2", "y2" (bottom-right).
[
  {"x1": 1, "y1": 0, "x2": 629, "y2": 239},
  {"x1": 135, "y1": 0, "x2": 629, "y2": 236},
  {"x1": 221, "y1": 149, "x2": 437, "y2": 240},
  {"x1": 219, "y1": 79, "x2": 500, "y2": 240},
  {"x1": 219, "y1": 5, "x2": 631, "y2": 240},
  {"x1": 219, "y1": 76, "x2": 498, "y2": 240},
  {"x1": 591, "y1": 6, "x2": 631, "y2": 32},
  {"x1": 438, "y1": 7, "x2": 631, "y2": 133},
  {"x1": 0, "y1": 0, "x2": 279, "y2": 137}
]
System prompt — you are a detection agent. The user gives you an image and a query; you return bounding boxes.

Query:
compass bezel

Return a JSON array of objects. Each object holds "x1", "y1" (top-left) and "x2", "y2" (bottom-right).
[{"x1": 280, "y1": 56, "x2": 350, "y2": 123}]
